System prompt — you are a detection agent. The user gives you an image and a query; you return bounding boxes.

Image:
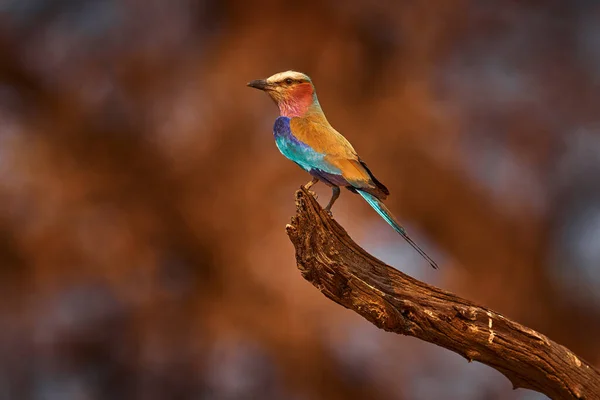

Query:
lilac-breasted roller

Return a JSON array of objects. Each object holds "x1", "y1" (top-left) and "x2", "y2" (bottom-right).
[{"x1": 248, "y1": 71, "x2": 438, "y2": 269}]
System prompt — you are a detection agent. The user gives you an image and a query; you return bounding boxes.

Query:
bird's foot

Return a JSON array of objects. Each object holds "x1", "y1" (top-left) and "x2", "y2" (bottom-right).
[
  {"x1": 309, "y1": 190, "x2": 318, "y2": 199},
  {"x1": 323, "y1": 207, "x2": 333, "y2": 217}
]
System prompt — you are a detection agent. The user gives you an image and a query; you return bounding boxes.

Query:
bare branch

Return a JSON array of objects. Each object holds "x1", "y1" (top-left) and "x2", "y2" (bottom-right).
[{"x1": 286, "y1": 188, "x2": 600, "y2": 400}]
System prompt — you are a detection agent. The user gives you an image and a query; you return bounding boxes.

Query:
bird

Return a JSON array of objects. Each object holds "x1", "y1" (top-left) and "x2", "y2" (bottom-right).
[{"x1": 247, "y1": 70, "x2": 438, "y2": 269}]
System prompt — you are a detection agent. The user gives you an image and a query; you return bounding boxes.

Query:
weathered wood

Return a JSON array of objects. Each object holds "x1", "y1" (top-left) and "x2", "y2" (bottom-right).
[{"x1": 285, "y1": 188, "x2": 600, "y2": 400}]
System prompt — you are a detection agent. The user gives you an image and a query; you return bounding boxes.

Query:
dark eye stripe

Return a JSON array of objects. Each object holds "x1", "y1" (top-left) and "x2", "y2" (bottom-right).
[{"x1": 282, "y1": 78, "x2": 305, "y2": 84}]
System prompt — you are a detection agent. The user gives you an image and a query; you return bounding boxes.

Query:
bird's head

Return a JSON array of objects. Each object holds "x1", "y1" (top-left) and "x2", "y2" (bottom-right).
[{"x1": 247, "y1": 71, "x2": 318, "y2": 117}]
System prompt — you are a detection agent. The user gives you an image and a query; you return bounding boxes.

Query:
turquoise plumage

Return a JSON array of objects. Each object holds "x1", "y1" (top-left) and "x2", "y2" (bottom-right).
[{"x1": 248, "y1": 71, "x2": 438, "y2": 269}]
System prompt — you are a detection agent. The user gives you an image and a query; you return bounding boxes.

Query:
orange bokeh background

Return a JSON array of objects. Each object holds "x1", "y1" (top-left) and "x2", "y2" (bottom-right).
[{"x1": 0, "y1": 1, "x2": 599, "y2": 399}]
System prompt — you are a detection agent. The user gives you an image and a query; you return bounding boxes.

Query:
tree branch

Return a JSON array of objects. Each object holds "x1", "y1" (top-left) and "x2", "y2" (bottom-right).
[{"x1": 285, "y1": 188, "x2": 600, "y2": 400}]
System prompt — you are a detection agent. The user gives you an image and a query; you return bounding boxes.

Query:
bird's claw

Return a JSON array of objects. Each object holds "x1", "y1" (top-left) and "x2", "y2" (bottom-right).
[
  {"x1": 323, "y1": 208, "x2": 333, "y2": 217},
  {"x1": 308, "y1": 190, "x2": 317, "y2": 199}
]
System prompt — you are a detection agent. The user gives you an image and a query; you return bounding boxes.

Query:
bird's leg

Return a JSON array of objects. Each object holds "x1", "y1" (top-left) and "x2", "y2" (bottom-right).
[
  {"x1": 324, "y1": 186, "x2": 340, "y2": 214},
  {"x1": 304, "y1": 177, "x2": 319, "y2": 190},
  {"x1": 303, "y1": 177, "x2": 319, "y2": 198}
]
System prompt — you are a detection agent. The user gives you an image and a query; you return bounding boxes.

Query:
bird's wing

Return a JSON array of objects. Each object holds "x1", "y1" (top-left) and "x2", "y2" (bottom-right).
[
  {"x1": 290, "y1": 117, "x2": 389, "y2": 198},
  {"x1": 290, "y1": 117, "x2": 358, "y2": 160},
  {"x1": 327, "y1": 157, "x2": 389, "y2": 199}
]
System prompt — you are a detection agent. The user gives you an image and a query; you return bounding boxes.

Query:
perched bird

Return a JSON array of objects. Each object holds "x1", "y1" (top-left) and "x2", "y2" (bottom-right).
[{"x1": 248, "y1": 71, "x2": 438, "y2": 269}]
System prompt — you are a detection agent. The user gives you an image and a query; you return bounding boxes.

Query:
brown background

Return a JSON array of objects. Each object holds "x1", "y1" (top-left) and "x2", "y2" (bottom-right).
[{"x1": 0, "y1": 1, "x2": 599, "y2": 399}]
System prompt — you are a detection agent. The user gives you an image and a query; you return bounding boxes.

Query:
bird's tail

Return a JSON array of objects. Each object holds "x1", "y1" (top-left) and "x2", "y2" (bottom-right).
[{"x1": 358, "y1": 190, "x2": 438, "y2": 269}]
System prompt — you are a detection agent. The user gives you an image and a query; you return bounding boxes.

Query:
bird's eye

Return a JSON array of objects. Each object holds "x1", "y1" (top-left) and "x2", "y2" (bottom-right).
[{"x1": 285, "y1": 78, "x2": 293, "y2": 85}]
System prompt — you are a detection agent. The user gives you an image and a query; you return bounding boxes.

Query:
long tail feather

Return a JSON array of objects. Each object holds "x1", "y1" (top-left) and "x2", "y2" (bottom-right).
[{"x1": 358, "y1": 190, "x2": 438, "y2": 269}]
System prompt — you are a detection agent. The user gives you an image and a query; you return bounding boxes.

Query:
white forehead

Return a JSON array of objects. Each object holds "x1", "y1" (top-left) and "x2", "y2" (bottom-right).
[{"x1": 266, "y1": 70, "x2": 311, "y2": 83}]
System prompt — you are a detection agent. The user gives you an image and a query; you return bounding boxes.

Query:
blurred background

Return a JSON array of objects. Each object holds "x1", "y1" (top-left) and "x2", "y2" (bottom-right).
[{"x1": 0, "y1": 0, "x2": 599, "y2": 399}]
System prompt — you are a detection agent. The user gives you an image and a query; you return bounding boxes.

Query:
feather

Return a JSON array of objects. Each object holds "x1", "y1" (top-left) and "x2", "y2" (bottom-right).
[
  {"x1": 273, "y1": 117, "x2": 340, "y2": 174},
  {"x1": 358, "y1": 190, "x2": 438, "y2": 269}
]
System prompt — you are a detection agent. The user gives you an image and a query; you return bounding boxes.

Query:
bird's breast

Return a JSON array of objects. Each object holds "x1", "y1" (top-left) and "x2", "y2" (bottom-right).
[{"x1": 272, "y1": 117, "x2": 337, "y2": 173}]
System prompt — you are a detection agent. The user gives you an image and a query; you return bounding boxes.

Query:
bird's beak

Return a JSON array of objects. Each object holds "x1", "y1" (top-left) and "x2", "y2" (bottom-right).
[{"x1": 247, "y1": 79, "x2": 271, "y2": 91}]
